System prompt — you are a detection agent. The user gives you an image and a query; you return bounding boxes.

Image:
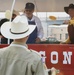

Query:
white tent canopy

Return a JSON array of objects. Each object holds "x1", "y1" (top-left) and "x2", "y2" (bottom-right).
[{"x1": 0, "y1": 0, "x2": 74, "y2": 12}]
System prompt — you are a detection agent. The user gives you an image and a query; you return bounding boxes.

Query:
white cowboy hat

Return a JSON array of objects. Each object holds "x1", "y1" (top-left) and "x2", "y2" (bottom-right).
[{"x1": 1, "y1": 15, "x2": 36, "y2": 39}]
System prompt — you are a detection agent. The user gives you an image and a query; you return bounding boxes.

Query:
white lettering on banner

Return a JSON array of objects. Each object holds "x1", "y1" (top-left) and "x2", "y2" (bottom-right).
[
  {"x1": 38, "y1": 51, "x2": 72, "y2": 64},
  {"x1": 39, "y1": 51, "x2": 46, "y2": 63},
  {"x1": 51, "y1": 51, "x2": 58, "y2": 64},
  {"x1": 63, "y1": 52, "x2": 72, "y2": 64}
]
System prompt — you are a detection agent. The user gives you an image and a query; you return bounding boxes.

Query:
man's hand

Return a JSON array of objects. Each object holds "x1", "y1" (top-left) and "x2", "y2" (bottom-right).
[
  {"x1": 60, "y1": 42, "x2": 67, "y2": 44},
  {"x1": 51, "y1": 67, "x2": 56, "y2": 75},
  {"x1": 35, "y1": 37, "x2": 41, "y2": 43}
]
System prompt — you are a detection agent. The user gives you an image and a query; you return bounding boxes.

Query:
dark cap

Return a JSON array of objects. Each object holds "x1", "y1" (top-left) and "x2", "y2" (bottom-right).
[
  {"x1": 64, "y1": 3, "x2": 74, "y2": 13},
  {"x1": 25, "y1": 2, "x2": 35, "y2": 10}
]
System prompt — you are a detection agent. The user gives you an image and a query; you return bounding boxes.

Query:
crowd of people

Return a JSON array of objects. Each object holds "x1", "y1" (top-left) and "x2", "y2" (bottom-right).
[
  {"x1": 0, "y1": 2, "x2": 59, "y2": 75},
  {"x1": 0, "y1": 2, "x2": 44, "y2": 44},
  {"x1": 0, "y1": 3, "x2": 74, "y2": 44},
  {"x1": 0, "y1": 2, "x2": 74, "y2": 75}
]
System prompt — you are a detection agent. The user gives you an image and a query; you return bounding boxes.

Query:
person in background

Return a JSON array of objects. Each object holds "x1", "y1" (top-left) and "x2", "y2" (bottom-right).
[
  {"x1": 0, "y1": 15, "x2": 48, "y2": 75},
  {"x1": 0, "y1": 18, "x2": 13, "y2": 44},
  {"x1": 23, "y1": 2, "x2": 44, "y2": 44},
  {"x1": 61, "y1": 3, "x2": 74, "y2": 44},
  {"x1": 12, "y1": 9, "x2": 20, "y2": 21},
  {"x1": 0, "y1": 10, "x2": 18, "y2": 44}
]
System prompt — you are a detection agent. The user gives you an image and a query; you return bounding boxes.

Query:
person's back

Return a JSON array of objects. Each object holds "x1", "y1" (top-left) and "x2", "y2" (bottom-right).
[
  {"x1": 0, "y1": 15, "x2": 47, "y2": 75},
  {"x1": 0, "y1": 42, "x2": 46, "y2": 75}
]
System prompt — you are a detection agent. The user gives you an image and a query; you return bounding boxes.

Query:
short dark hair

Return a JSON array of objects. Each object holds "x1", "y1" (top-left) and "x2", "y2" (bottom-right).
[{"x1": 25, "y1": 2, "x2": 35, "y2": 10}]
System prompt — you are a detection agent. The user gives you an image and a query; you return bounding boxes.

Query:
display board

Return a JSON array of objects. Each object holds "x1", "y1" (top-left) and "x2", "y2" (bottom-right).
[{"x1": 0, "y1": 44, "x2": 74, "y2": 75}]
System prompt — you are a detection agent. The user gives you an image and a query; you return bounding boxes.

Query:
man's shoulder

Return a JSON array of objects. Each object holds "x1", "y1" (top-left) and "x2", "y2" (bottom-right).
[
  {"x1": 30, "y1": 49, "x2": 41, "y2": 59},
  {"x1": 33, "y1": 15, "x2": 40, "y2": 20},
  {"x1": 0, "y1": 47, "x2": 7, "y2": 52},
  {"x1": 0, "y1": 47, "x2": 8, "y2": 56}
]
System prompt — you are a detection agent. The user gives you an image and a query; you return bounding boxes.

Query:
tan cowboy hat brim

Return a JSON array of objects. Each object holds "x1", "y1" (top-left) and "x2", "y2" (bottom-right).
[
  {"x1": 1, "y1": 22, "x2": 36, "y2": 39},
  {"x1": 64, "y1": 4, "x2": 74, "y2": 14}
]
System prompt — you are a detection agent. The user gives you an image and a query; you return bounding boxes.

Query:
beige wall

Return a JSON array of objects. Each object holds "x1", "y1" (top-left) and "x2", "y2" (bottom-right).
[
  {"x1": 48, "y1": 25, "x2": 68, "y2": 41},
  {"x1": 0, "y1": 0, "x2": 74, "y2": 12}
]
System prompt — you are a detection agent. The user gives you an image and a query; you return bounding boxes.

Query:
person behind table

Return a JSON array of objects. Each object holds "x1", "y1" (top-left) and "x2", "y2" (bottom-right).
[
  {"x1": 0, "y1": 18, "x2": 13, "y2": 44},
  {"x1": 0, "y1": 15, "x2": 48, "y2": 75},
  {"x1": 62, "y1": 3, "x2": 74, "y2": 44},
  {"x1": 23, "y1": 2, "x2": 44, "y2": 44},
  {"x1": 12, "y1": 9, "x2": 20, "y2": 21}
]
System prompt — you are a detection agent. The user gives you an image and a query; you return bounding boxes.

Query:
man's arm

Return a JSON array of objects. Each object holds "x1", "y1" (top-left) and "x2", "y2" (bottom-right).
[
  {"x1": 35, "y1": 17, "x2": 44, "y2": 39},
  {"x1": 35, "y1": 17, "x2": 44, "y2": 43},
  {"x1": 34, "y1": 60, "x2": 48, "y2": 75}
]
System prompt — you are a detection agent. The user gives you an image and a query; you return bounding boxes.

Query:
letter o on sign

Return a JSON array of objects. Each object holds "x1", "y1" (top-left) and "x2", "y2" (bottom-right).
[{"x1": 51, "y1": 51, "x2": 58, "y2": 64}]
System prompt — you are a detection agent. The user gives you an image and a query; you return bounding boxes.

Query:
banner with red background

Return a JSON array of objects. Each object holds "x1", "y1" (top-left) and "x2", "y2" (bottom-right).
[{"x1": 0, "y1": 44, "x2": 74, "y2": 75}]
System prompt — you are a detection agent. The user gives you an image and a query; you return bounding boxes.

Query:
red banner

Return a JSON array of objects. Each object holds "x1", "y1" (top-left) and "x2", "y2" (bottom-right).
[{"x1": 0, "y1": 44, "x2": 74, "y2": 75}]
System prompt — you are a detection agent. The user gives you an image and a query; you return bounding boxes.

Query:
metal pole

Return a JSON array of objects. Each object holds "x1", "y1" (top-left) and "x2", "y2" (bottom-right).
[{"x1": 8, "y1": 0, "x2": 16, "y2": 44}]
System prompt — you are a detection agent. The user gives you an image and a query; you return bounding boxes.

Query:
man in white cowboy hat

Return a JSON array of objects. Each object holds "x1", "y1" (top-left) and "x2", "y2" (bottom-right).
[
  {"x1": 61, "y1": 3, "x2": 74, "y2": 44},
  {"x1": 0, "y1": 15, "x2": 47, "y2": 75}
]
